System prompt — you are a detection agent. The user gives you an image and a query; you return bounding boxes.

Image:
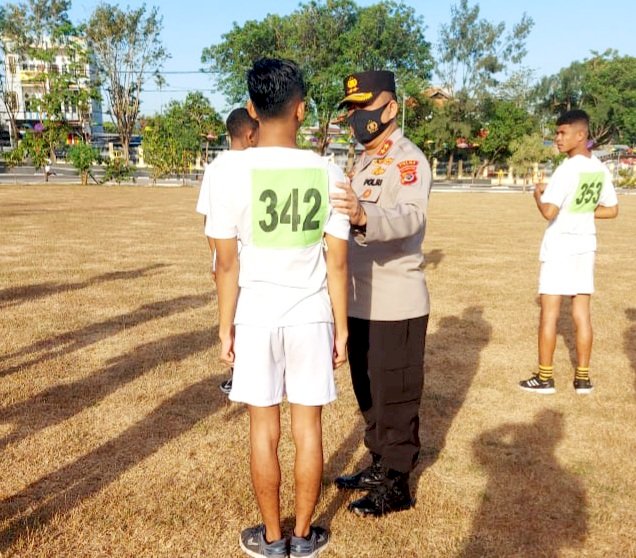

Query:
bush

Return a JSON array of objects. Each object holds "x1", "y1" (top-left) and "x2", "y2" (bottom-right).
[
  {"x1": 2, "y1": 145, "x2": 25, "y2": 169},
  {"x1": 617, "y1": 168, "x2": 636, "y2": 188},
  {"x1": 67, "y1": 143, "x2": 100, "y2": 185},
  {"x1": 103, "y1": 158, "x2": 135, "y2": 184}
]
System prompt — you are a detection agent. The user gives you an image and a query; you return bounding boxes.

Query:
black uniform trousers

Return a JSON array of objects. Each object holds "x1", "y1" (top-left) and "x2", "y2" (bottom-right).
[{"x1": 347, "y1": 315, "x2": 428, "y2": 474}]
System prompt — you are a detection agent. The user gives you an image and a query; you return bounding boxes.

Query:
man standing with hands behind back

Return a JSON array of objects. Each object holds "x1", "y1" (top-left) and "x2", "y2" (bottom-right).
[{"x1": 330, "y1": 70, "x2": 432, "y2": 517}]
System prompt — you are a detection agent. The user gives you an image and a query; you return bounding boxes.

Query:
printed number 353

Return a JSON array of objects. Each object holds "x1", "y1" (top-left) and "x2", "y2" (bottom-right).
[{"x1": 575, "y1": 181, "x2": 602, "y2": 207}]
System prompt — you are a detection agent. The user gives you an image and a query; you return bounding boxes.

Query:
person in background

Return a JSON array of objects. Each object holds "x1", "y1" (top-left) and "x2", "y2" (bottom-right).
[
  {"x1": 196, "y1": 108, "x2": 258, "y2": 395},
  {"x1": 519, "y1": 109, "x2": 618, "y2": 394}
]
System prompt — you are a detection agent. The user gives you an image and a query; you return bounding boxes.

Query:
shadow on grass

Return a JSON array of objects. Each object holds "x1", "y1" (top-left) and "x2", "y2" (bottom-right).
[
  {"x1": 416, "y1": 306, "x2": 492, "y2": 470},
  {"x1": 0, "y1": 264, "x2": 169, "y2": 309},
  {"x1": 553, "y1": 297, "x2": 578, "y2": 369},
  {"x1": 424, "y1": 249, "x2": 444, "y2": 270},
  {"x1": 0, "y1": 327, "x2": 217, "y2": 452},
  {"x1": 459, "y1": 410, "x2": 587, "y2": 557},
  {"x1": 1, "y1": 293, "x2": 210, "y2": 377},
  {"x1": 309, "y1": 417, "x2": 365, "y2": 531},
  {"x1": 534, "y1": 296, "x2": 599, "y2": 372},
  {"x1": 0, "y1": 372, "x2": 232, "y2": 552},
  {"x1": 625, "y1": 309, "x2": 636, "y2": 392}
]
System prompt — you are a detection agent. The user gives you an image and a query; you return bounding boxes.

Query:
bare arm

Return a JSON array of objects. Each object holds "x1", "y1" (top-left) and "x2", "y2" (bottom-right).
[
  {"x1": 534, "y1": 183, "x2": 559, "y2": 220},
  {"x1": 203, "y1": 216, "x2": 217, "y2": 279},
  {"x1": 214, "y1": 238, "x2": 239, "y2": 365},
  {"x1": 324, "y1": 233, "x2": 348, "y2": 369},
  {"x1": 203, "y1": 216, "x2": 216, "y2": 253},
  {"x1": 595, "y1": 204, "x2": 619, "y2": 219}
]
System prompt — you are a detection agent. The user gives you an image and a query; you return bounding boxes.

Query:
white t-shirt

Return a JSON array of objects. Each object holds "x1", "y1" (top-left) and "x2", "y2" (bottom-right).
[
  {"x1": 205, "y1": 147, "x2": 350, "y2": 326},
  {"x1": 197, "y1": 153, "x2": 241, "y2": 271},
  {"x1": 539, "y1": 154, "x2": 617, "y2": 261},
  {"x1": 196, "y1": 153, "x2": 225, "y2": 217}
]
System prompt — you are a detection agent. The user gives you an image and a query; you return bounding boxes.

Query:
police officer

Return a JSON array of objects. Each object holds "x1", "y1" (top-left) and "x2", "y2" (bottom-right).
[{"x1": 330, "y1": 70, "x2": 431, "y2": 516}]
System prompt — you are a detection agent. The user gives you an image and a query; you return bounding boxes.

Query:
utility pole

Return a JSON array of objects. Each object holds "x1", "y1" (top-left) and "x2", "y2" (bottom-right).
[{"x1": 401, "y1": 93, "x2": 406, "y2": 132}]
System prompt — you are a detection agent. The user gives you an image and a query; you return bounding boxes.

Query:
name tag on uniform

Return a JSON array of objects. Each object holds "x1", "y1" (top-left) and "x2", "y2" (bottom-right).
[{"x1": 358, "y1": 185, "x2": 382, "y2": 203}]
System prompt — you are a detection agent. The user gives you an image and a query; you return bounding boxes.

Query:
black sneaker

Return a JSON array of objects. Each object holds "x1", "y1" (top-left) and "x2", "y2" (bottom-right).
[
  {"x1": 239, "y1": 525, "x2": 287, "y2": 558},
  {"x1": 573, "y1": 378, "x2": 594, "y2": 394},
  {"x1": 335, "y1": 453, "x2": 385, "y2": 490},
  {"x1": 290, "y1": 526, "x2": 329, "y2": 558},
  {"x1": 219, "y1": 376, "x2": 233, "y2": 396},
  {"x1": 348, "y1": 473, "x2": 414, "y2": 517},
  {"x1": 519, "y1": 375, "x2": 555, "y2": 394}
]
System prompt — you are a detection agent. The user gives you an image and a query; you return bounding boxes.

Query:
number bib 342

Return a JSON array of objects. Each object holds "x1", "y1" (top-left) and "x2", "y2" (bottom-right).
[{"x1": 251, "y1": 168, "x2": 329, "y2": 248}]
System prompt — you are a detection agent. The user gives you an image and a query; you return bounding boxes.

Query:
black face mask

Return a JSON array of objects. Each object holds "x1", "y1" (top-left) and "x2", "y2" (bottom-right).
[{"x1": 347, "y1": 102, "x2": 392, "y2": 145}]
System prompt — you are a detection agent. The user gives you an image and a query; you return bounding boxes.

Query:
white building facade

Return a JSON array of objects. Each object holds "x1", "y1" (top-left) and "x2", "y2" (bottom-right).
[{"x1": 0, "y1": 35, "x2": 103, "y2": 144}]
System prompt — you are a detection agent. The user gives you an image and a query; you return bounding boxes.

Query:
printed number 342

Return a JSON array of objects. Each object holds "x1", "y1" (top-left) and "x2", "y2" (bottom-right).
[{"x1": 259, "y1": 188, "x2": 322, "y2": 232}]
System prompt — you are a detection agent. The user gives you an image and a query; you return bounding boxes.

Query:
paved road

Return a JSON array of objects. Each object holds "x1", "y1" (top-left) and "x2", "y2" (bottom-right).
[
  {"x1": 2, "y1": 164, "x2": 633, "y2": 194},
  {"x1": 0, "y1": 163, "x2": 204, "y2": 187}
]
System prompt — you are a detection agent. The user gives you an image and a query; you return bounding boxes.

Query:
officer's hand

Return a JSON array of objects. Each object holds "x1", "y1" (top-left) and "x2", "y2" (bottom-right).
[
  {"x1": 534, "y1": 182, "x2": 545, "y2": 201},
  {"x1": 330, "y1": 181, "x2": 367, "y2": 227}
]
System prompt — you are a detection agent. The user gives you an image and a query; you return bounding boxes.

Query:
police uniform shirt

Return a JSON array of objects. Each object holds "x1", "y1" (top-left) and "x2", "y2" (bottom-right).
[{"x1": 349, "y1": 128, "x2": 431, "y2": 321}]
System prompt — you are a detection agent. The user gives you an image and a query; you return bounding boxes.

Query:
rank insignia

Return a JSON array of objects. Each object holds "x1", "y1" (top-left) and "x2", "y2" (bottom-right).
[{"x1": 377, "y1": 139, "x2": 393, "y2": 157}]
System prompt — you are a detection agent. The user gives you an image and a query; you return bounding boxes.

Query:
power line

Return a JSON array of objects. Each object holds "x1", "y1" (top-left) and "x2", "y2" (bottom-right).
[
  {"x1": 143, "y1": 89, "x2": 216, "y2": 93},
  {"x1": 114, "y1": 70, "x2": 213, "y2": 75}
]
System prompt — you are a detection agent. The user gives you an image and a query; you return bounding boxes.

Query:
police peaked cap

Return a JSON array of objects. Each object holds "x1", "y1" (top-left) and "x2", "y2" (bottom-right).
[{"x1": 338, "y1": 70, "x2": 396, "y2": 108}]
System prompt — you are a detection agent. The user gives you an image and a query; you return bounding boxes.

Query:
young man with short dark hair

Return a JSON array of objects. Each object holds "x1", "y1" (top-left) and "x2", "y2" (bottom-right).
[
  {"x1": 519, "y1": 109, "x2": 618, "y2": 394},
  {"x1": 206, "y1": 58, "x2": 349, "y2": 558},
  {"x1": 225, "y1": 107, "x2": 259, "y2": 150},
  {"x1": 196, "y1": 107, "x2": 259, "y2": 395}
]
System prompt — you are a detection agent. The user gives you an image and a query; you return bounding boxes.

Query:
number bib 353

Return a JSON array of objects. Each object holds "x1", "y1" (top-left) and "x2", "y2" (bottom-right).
[
  {"x1": 251, "y1": 168, "x2": 329, "y2": 248},
  {"x1": 570, "y1": 172, "x2": 604, "y2": 214}
]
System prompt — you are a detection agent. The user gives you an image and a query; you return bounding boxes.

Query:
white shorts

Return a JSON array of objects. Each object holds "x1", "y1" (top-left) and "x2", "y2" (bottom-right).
[
  {"x1": 539, "y1": 252, "x2": 595, "y2": 295},
  {"x1": 229, "y1": 322, "x2": 336, "y2": 407}
]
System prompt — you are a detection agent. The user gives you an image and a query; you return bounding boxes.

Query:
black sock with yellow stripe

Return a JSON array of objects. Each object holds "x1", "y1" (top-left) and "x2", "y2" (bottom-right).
[
  {"x1": 538, "y1": 365, "x2": 553, "y2": 382},
  {"x1": 575, "y1": 367, "x2": 590, "y2": 381}
]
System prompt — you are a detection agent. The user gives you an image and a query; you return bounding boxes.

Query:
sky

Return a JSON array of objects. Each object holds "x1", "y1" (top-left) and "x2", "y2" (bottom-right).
[{"x1": 68, "y1": 0, "x2": 635, "y2": 118}]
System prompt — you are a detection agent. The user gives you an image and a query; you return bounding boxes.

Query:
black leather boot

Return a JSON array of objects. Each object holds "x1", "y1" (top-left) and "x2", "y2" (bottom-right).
[
  {"x1": 334, "y1": 453, "x2": 385, "y2": 490},
  {"x1": 347, "y1": 470, "x2": 414, "y2": 516}
]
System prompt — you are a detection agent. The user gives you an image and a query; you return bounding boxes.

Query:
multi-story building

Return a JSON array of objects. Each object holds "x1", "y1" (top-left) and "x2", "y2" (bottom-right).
[{"x1": 0, "y1": 35, "x2": 103, "y2": 146}]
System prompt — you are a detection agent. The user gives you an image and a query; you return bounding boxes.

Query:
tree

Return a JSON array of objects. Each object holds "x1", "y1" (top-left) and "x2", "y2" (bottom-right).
[
  {"x1": 0, "y1": 5, "x2": 21, "y2": 147},
  {"x1": 181, "y1": 91, "x2": 224, "y2": 160},
  {"x1": 43, "y1": 23, "x2": 101, "y2": 143},
  {"x1": 202, "y1": 0, "x2": 433, "y2": 154},
  {"x1": 67, "y1": 141, "x2": 99, "y2": 184},
  {"x1": 508, "y1": 133, "x2": 553, "y2": 180},
  {"x1": 534, "y1": 51, "x2": 636, "y2": 146},
  {"x1": 0, "y1": 0, "x2": 93, "y2": 152},
  {"x1": 141, "y1": 93, "x2": 221, "y2": 182},
  {"x1": 86, "y1": 3, "x2": 168, "y2": 163},
  {"x1": 430, "y1": 1, "x2": 534, "y2": 175},
  {"x1": 436, "y1": 0, "x2": 534, "y2": 98},
  {"x1": 20, "y1": 128, "x2": 48, "y2": 169},
  {"x1": 478, "y1": 98, "x2": 537, "y2": 169}
]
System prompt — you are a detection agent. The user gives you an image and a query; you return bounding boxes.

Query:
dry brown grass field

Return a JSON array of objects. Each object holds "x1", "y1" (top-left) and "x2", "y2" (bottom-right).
[{"x1": 0, "y1": 184, "x2": 635, "y2": 558}]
